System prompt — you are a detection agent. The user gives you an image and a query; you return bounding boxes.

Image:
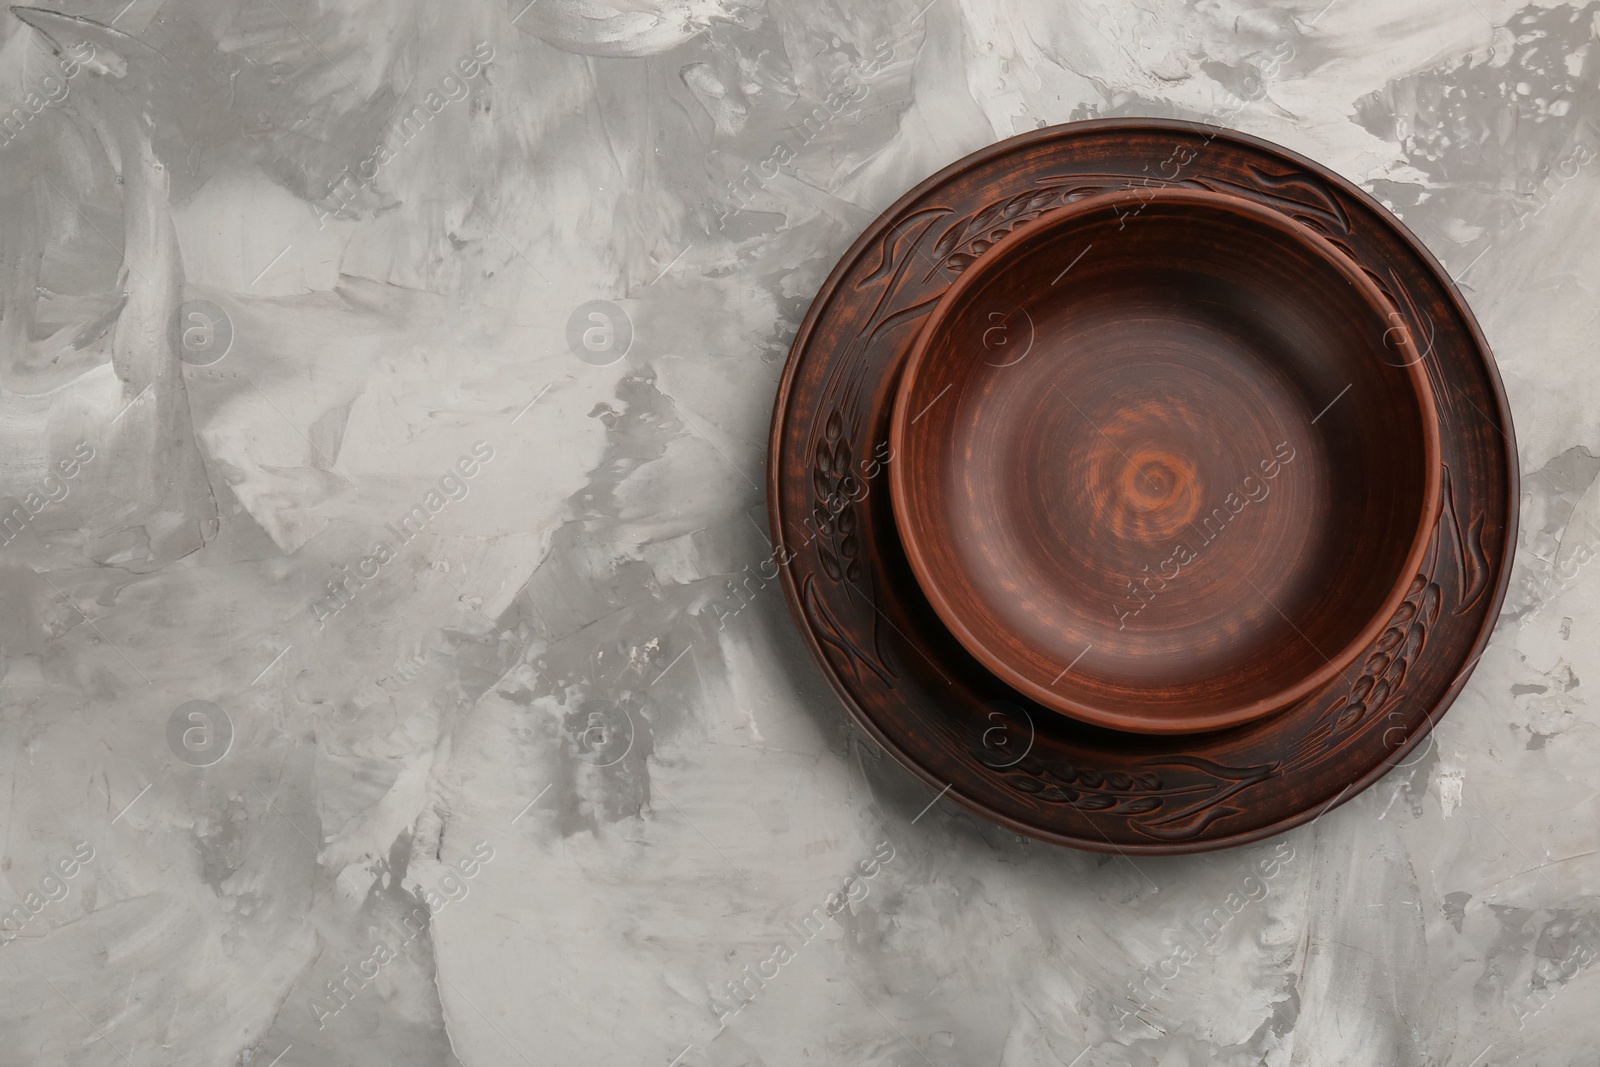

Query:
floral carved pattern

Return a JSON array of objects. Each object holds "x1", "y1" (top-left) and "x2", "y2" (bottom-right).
[
  {"x1": 926, "y1": 164, "x2": 1358, "y2": 279},
  {"x1": 810, "y1": 411, "x2": 863, "y2": 586},
  {"x1": 1284, "y1": 464, "x2": 1487, "y2": 770},
  {"x1": 927, "y1": 180, "x2": 1088, "y2": 274},
  {"x1": 799, "y1": 379, "x2": 895, "y2": 687},
  {"x1": 1324, "y1": 572, "x2": 1440, "y2": 736},
  {"x1": 993, "y1": 755, "x2": 1279, "y2": 841},
  {"x1": 800, "y1": 572, "x2": 893, "y2": 687}
]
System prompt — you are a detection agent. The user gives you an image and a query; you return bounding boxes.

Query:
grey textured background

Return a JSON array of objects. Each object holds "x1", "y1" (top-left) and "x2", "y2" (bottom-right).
[{"x1": 0, "y1": 1, "x2": 1595, "y2": 1064}]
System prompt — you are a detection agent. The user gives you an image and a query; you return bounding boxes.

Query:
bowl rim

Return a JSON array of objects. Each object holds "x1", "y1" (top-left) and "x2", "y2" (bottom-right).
[{"x1": 888, "y1": 185, "x2": 1443, "y2": 734}]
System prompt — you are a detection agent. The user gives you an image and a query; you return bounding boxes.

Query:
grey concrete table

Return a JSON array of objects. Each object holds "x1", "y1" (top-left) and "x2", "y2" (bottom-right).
[{"x1": 0, "y1": 1, "x2": 1594, "y2": 1065}]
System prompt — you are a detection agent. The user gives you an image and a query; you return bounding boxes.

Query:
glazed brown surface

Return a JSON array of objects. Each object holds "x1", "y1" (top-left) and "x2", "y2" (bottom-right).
[
  {"x1": 767, "y1": 120, "x2": 1517, "y2": 853},
  {"x1": 889, "y1": 189, "x2": 1440, "y2": 733}
]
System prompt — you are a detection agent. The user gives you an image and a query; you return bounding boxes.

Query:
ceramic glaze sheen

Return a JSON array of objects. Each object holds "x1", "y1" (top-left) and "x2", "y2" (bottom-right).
[{"x1": 891, "y1": 189, "x2": 1440, "y2": 733}]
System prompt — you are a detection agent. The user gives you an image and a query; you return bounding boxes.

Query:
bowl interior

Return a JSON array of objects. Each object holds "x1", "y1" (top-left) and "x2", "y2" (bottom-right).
[{"x1": 890, "y1": 189, "x2": 1439, "y2": 734}]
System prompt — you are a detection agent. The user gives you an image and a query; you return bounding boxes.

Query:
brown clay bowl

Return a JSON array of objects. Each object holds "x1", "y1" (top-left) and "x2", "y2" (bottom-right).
[{"x1": 889, "y1": 187, "x2": 1441, "y2": 735}]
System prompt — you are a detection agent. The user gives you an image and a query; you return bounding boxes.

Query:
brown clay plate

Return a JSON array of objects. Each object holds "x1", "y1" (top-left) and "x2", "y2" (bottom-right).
[
  {"x1": 767, "y1": 119, "x2": 1517, "y2": 854},
  {"x1": 889, "y1": 188, "x2": 1441, "y2": 735}
]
